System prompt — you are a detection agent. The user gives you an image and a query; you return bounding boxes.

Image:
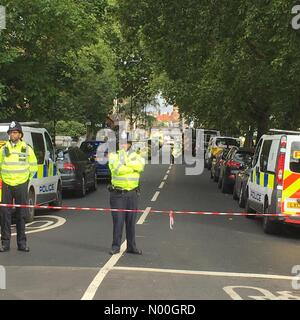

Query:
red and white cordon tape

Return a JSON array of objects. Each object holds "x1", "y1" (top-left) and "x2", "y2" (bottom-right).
[{"x1": 0, "y1": 203, "x2": 299, "y2": 230}]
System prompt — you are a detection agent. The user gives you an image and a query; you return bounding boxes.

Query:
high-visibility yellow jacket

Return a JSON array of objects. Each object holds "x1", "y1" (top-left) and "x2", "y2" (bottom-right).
[
  {"x1": 0, "y1": 140, "x2": 38, "y2": 186},
  {"x1": 109, "y1": 148, "x2": 145, "y2": 191}
]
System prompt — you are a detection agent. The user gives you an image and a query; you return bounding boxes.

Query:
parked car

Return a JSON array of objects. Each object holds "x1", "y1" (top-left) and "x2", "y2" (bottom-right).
[
  {"x1": 79, "y1": 140, "x2": 110, "y2": 180},
  {"x1": 205, "y1": 136, "x2": 241, "y2": 170},
  {"x1": 233, "y1": 162, "x2": 253, "y2": 208},
  {"x1": 210, "y1": 148, "x2": 231, "y2": 182},
  {"x1": 218, "y1": 147, "x2": 254, "y2": 194},
  {"x1": 57, "y1": 147, "x2": 97, "y2": 197}
]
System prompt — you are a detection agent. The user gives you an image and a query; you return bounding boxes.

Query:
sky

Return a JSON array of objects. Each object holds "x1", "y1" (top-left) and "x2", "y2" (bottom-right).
[{"x1": 146, "y1": 93, "x2": 173, "y2": 114}]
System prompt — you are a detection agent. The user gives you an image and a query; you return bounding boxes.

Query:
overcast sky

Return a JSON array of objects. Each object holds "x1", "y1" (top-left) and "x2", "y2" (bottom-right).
[{"x1": 146, "y1": 93, "x2": 173, "y2": 114}]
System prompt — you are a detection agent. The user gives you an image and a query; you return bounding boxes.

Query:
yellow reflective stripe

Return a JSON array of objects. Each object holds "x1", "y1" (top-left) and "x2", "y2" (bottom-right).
[
  {"x1": 112, "y1": 176, "x2": 139, "y2": 181},
  {"x1": 37, "y1": 164, "x2": 43, "y2": 179},
  {"x1": 259, "y1": 172, "x2": 264, "y2": 187},
  {"x1": 3, "y1": 161, "x2": 28, "y2": 165},
  {"x1": 253, "y1": 171, "x2": 256, "y2": 184},
  {"x1": 268, "y1": 174, "x2": 275, "y2": 189},
  {"x1": 1, "y1": 168, "x2": 29, "y2": 174},
  {"x1": 48, "y1": 163, "x2": 53, "y2": 177}
]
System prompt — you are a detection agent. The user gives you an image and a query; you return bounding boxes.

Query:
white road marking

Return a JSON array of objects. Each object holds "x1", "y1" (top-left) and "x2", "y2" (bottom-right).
[
  {"x1": 151, "y1": 191, "x2": 160, "y2": 202},
  {"x1": 112, "y1": 266, "x2": 296, "y2": 281},
  {"x1": 11, "y1": 215, "x2": 66, "y2": 236},
  {"x1": 81, "y1": 241, "x2": 127, "y2": 300},
  {"x1": 137, "y1": 207, "x2": 152, "y2": 225},
  {"x1": 163, "y1": 175, "x2": 168, "y2": 181},
  {"x1": 159, "y1": 182, "x2": 165, "y2": 189},
  {"x1": 81, "y1": 206, "x2": 151, "y2": 300}
]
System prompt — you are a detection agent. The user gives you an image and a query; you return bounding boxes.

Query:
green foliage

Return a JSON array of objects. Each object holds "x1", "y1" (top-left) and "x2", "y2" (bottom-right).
[
  {"x1": 55, "y1": 120, "x2": 86, "y2": 139},
  {"x1": 116, "y1": 0, "x2": 300, "y2": 141}
]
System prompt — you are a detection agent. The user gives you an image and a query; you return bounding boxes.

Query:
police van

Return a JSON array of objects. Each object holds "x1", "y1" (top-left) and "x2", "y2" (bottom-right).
[
  {"x1": 245, "y1": 129, "x2": 300, "y2": 234},
  {"x1": 0, "y1": 123, "x2": 62, "y2": 222}
]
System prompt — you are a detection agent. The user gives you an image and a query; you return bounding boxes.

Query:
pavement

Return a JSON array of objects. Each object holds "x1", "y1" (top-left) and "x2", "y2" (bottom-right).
[{"x1": 1, "y1": 160, "x2": 300, "y2": 300}]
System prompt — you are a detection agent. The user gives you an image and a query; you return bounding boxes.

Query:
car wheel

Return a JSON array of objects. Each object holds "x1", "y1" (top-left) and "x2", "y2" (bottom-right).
[
  {"x1": 238, "y1": 186, "x2": 246, "y2": 208},
  {"x1": 76, "y1": 176, "x2": 86, "y2": 197},
  {"x1": 26, "y1": 189, "x2": 35, "y2": 223},
  {"x1": 217, "y1": 176, "x2": 222, "y2": 189},
  {"x1": 90, "y1": 173, "x2": 98, "y2": 191},
  {"x1": 221, "y1": 177, "x2": 231, "y2": 194},
  {"x1": 52, "y1": 182, "x2": 63, "y2": 208},
  {"x1": 233, "y1": 181, "x2": 239, "y2": 200},
  {"x1": 263, "y1": 201, "x2": 282, "y2": 235},
  {"x1": 245, "y1": 190, "x2": 256, "y2": 219}
]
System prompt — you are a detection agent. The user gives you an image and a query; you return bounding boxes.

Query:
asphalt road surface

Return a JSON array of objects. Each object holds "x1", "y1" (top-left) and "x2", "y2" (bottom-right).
[{"x1": 1, "y1": 162, "x2": 300, "y2": 300}]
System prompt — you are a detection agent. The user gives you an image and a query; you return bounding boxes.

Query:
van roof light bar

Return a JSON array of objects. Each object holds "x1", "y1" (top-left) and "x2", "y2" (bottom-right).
[
  {"x1": 0, "y1": 122, "x2": 40, "y2": 126},
  {"x1": 269, "y1": 129, "x2": 300, "y2": 135}
]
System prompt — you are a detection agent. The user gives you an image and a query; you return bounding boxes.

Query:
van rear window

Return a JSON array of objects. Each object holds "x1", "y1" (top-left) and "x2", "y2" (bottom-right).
[{"x1": 290, "y1": 142, "x2": 300, "y2": 173}]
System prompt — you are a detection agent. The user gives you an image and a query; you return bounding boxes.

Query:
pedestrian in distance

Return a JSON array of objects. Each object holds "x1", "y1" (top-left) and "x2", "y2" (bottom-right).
[
  {"x1": 108, "y1": 131, "x2": 145, "y2": 255},
  {"x1": 0, "y1": 121, "x2": 38, "y2": 252}
]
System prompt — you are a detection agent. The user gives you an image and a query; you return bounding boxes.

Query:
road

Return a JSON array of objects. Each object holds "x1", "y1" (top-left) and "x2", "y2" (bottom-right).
[{"x1": 1, "y1": 162, "x2": 300, "y2": 300}]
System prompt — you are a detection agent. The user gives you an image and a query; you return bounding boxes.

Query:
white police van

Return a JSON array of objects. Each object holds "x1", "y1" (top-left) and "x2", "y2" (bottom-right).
[
  {"x1": 245, "y1": 129, "x2": 300, "y2": 234},
  {"x1": 0, "y1": 123, "x2": 62, "y2": 222}
]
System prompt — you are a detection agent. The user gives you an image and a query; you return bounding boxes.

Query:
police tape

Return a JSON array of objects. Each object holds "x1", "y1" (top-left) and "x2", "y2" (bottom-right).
[{"x1": 0, "y1": 203, "x2": 299, "y2": 230}]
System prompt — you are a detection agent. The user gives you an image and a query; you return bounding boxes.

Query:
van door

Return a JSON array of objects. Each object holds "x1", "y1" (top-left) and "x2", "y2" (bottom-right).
[
  {"x1": 282, "y1": 136, "x2": 300, "y2": 217},
  {"x1": 44, "y1": 131, "x2": 58, "y2": 201},
  {"x1": 248, "y1": 138, "x2": 264, "y2": 211}
]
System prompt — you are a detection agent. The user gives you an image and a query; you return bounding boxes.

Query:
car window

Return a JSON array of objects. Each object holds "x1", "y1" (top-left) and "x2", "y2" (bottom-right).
[
  {"x1": 267, "y1": 140, "x2": 280, "y2": 173},
  {"x1": 234, "y1": 152, "x2": 253, "y2": 165},
  {"x1": 260, "y1": 140, "x2": 272, "y2": 172},
  {"x1": 68, "y1": 149, "x2": 77, "y2": 162},
  {"x1": 290, "y1": 141, "x2": 300, "y2": 173},
  {"x1": 252, "y1": 138, "x2": 263, "y2": 167},
  {"x1": 62, "y1": 151, "x2": 71, "y2": 162},
  {"x1": 31, "y1": 132, "x2": 45, "y2": 165},
  {"x1": 77, "y1": 148, "x2": 89, "y2": 161},
  {"x1": 44, "y1": 132, "x2": 55, "y2": 161}
]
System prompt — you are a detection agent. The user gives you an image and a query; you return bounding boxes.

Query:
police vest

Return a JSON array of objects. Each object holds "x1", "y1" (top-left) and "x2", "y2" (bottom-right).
[
  {"x1": 109, "y1": 149, "x2": 145, "y2": 191},
  {"x1": 0, "y1": 140, "x2": 38, "y2": 186}
]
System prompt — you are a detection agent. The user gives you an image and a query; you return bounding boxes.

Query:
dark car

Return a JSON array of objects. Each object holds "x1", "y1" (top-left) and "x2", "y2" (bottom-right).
[
  {"x1": 80, "y1": 140, "x2": 110, "y2": 179},
  {"x1": 56, "y1": 147, "x2": 97, "y2": 197},
  {"x1": 218, "y1": 147, "x2": 254, "y2": 194},
  {"x1": 210, "y1": 148, "x2": 231, "y2": 182},
  {"x1": 233, "y1": 165, "x2": 252, "y2": 208}
]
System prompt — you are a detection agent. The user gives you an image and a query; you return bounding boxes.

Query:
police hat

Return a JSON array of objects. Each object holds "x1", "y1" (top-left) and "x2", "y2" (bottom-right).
[{"x1": 7, "y1": 121, "x2": 23, "y2": 137}]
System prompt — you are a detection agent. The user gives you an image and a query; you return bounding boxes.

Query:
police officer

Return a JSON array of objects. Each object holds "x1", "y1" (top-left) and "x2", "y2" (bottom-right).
[
  {"x1": 0, "y1": 121, "x2": 38, "y2": 252},
  {"x1": 108, "y1": 132, "x2": 145, "y2": 255}
]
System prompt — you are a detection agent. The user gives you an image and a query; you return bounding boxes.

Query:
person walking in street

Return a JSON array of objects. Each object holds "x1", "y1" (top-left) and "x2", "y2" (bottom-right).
[
  {"x1": 108, "y1": 131, "x2": 145, "y2": 255},
  {"x1": 0, "y1": 121, "x2": 38, "y2": 252}
]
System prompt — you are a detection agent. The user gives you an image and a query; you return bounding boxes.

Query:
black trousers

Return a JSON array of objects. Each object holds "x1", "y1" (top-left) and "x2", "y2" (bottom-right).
[
  {"x1": 110, "y1": 189, "x2": 139, "y2": 251},
  {"x1": 0, "y1": 181, "x2": 28, "y2": 248}
]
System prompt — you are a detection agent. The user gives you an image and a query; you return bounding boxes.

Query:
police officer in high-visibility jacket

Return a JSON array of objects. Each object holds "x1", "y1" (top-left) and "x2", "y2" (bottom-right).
[
  {"x1": 0, "y1": 121, "x2": 37, "y2": 252},
  {"x1": 108, "y1": 132, "x2": 145, "y2": 255}
]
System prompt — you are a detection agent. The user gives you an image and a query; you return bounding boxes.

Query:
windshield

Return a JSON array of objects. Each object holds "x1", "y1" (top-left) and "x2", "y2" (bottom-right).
[
  {"x1": 216, "y1": 138, "x2": 240, "y2": 147},
  {"x1": 80, "y1": 141, "x2": 102, "y2": 153}
]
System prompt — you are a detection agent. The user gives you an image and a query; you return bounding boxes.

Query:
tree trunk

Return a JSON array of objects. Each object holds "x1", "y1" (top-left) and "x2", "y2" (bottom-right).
[
  {"x1": 256, "y1": 111, "x2": 269, "y2": 145},
  {"x1": 244, "y1": 125, "x2": 254, "y2": 148}
]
